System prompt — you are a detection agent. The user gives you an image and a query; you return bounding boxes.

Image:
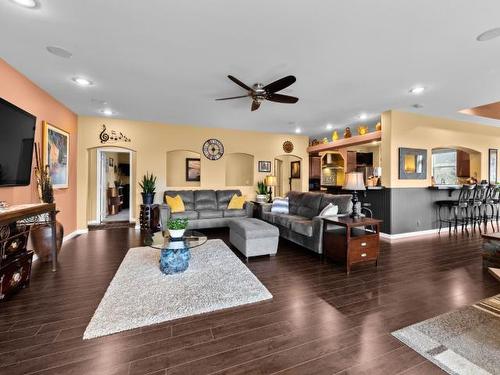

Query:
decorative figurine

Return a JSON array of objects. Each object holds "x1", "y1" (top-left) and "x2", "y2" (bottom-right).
[
  {"x1": 358, "y1": 126, "x2": 368, "y2": 135},
  {"x1": 375, "y1": 122, "x2": 382, "y2": 131},
  {"x1": 322, "y1": 137, "x2": 329, "y2": 144},
  {"x1": 332, "y1": 130, "x2": 339, "y2": 141},
  {"x1": 344, "y1": 127, "x2": 352, "y2": 138}
]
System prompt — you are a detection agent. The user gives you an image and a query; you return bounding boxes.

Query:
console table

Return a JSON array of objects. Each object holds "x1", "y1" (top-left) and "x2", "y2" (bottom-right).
[
  {"x1": 0, "y1": 203, "x2": 58, "y2": 272},
  {"x1": 322, "y1": 216, "x2": 382, "y2": 274}
]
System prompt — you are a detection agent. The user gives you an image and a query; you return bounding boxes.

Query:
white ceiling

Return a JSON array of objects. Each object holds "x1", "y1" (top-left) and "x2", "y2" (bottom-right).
[{"x1": 2, "y1": 0, "x2": 500, "y2": 138}]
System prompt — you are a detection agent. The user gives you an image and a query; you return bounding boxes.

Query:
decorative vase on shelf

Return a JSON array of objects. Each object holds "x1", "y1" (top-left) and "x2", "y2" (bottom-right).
[
  {"x1": 168, "y1": 229, "x2": 185, "y2": 239},
  {"x1": 332, "y1": 130, "x2": 339, "y2": 141},
  {"x1": 375, "y1": 122, "x2": 382, "y2": 131},
  {"x1": 358, "y1": 126, "x2": 368, "y2": 135}
]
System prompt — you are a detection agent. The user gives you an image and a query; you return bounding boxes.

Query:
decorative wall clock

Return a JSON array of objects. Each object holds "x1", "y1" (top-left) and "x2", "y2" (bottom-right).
[
  {"x1": 283, "y1": 140, "x2": 294, "y2": 153},
  {"x1": 202, "y1": 139, "x2": 224, "y2": 160}
]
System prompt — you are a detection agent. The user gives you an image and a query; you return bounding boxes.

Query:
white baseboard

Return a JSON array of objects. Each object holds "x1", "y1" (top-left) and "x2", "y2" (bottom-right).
[
  {"x1": 380, "y1": 225, "x2": 476, "y2": 241},
  {"x1": 63, "y1": 229, "x2": 88, "y2": 242}
]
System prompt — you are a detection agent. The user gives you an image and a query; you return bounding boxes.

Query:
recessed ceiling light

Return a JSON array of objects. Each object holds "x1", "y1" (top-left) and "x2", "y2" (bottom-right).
[
  {"x1": 326, "y1": 123, "x2": 333, "y2": 130},
  {"x1": 477, "y1": 27, "x2": 500, "y2": 42},
  {"x1": 72, "y1": 77, "x2": 93, "y2": 87},
  {"x1": 101, "y1": 108, "x2": 114, "y2": 116},
  {"x1": 46, "y1": 46, "x2": 72, "y2": 59},
  {"x1": 295, "y1": 128, "x2": 301, "y2": 134},
  {"x1": 10, "y1": 0, "x2": 38, "y2": 8},
  {"x1": 359, "y1": 113, "x2": 368, "y2": 120},
  {"x1": 409, "y1": 86, "x2": 425, "y2": 95}
]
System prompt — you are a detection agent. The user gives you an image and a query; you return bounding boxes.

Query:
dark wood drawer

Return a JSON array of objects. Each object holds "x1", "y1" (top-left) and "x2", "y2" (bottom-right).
[
  {"x1": 349, "y1": 236, "x2": 379, "y2": 262},
  {"x1": 0, "y1": 251, "x2": 33, "y2": 301}
]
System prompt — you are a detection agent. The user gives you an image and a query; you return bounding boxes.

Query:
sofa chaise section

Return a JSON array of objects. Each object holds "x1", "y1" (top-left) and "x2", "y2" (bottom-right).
[{"x1": 262, "y1": 191, "x2": 353, "y2": 254}]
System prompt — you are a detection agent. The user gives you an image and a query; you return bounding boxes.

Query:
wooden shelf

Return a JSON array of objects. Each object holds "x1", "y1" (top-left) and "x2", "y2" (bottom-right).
[{"x1": 307, "y1": 131, "x2": 382, "y2": 153}]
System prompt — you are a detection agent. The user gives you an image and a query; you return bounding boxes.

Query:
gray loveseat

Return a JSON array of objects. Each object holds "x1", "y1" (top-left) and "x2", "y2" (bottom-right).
[
  {"x1": 261, "y1": 191, "x2": 353, "y2": 254},
  {"x1": 160, "y1": 190, "x2": 253, "y2": 230}
]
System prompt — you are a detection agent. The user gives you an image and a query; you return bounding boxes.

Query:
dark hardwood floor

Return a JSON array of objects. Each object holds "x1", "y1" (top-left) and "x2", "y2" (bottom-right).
[{"x1": 0, "y1": 228, "x2": 498, "y2": 374}]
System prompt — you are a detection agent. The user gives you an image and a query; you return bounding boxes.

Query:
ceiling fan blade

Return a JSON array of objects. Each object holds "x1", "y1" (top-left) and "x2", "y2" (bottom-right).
[
  {"x1": 266, "y1": 93, "x2": 299, "y2": 104},
  {"x1": 215, "y1": 94, "x2": 250, "y2": 101},
  {"x1": 227, "y1": 75, "x2": 252, "y2": 91},
  {"x1": 263, "y1": 75, "x2": 296, "y2": 93},
  {"x1": 251, "y1": 100, "x2": 261, "y2": 111}
]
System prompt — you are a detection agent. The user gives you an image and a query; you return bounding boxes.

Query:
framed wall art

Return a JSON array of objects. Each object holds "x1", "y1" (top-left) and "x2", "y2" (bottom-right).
[
  {"x1": 43, "y1": 121, "x2": 69, "y2": 189},
  {"x1": 258, "y1": 161, "x2": 271, "y2": 173},
  {"x1": 291, "y1": 160, "x2": 301, "y2": 179},
  {"x1": 399, "y1": 147, "x2": 427, "y2": 180},
  {"x1": 186, "y1": 158, "x2": 201, "y2": 182}
]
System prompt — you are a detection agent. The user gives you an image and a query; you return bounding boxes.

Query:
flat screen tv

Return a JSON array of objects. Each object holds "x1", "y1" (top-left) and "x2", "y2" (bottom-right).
[{"x1": 0, "y1": 97, "x2": 36, "y2": 187}]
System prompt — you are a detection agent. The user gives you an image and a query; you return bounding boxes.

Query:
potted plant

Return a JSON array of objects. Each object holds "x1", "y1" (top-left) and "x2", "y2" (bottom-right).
[
  {"x1": 167, "y1": 218, "x2": 188, "y2": 238},
  {"x1": 256, "y1": 180, "x2": 268, "y2": 203},
  {"x1": 139, "y1": 172, "x2": 157, "y2": 205}
]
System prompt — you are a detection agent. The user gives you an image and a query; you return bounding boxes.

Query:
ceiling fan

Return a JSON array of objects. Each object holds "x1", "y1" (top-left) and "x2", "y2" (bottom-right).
[{"x1": 216, "y1": 75, "x2": 298, "y2": 111}]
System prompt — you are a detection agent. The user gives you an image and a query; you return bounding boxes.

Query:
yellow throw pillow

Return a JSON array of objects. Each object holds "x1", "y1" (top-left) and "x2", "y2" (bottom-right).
[
  {"x1": 227, "y1": 194, "x2": 246, "y2": 209},
  {"x1": 165, "y1": 195, "x2": 185, "y2": 213}
]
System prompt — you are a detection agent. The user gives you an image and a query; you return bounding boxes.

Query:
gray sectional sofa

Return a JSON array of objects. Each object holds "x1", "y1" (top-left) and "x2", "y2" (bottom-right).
[
  {"x1": 261, "y1": 191, "x2": 353, "y2": 254},
  {"x1": 160, "y1": 189, "x2": 253, "y2": 230}
]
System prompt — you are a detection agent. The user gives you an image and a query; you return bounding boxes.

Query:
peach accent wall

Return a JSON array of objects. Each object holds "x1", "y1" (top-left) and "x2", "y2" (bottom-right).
[{"x1": 0, "y1": 59, "x2": 77, "y2": 233}]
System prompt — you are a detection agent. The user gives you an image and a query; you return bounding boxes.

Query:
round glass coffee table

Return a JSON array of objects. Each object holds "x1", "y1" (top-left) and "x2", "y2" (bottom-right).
[{"x1": 145, "y1": 230, "x2": 207, "y2": 275}]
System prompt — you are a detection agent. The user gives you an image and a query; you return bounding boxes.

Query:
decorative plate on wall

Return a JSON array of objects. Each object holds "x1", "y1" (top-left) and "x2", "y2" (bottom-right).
[
  {"x1": 202, "y1": 139, "x2": 224, "y2": 160},
  {"x1": 283, "y1": 141, "x2": 294, "y2": 153}
]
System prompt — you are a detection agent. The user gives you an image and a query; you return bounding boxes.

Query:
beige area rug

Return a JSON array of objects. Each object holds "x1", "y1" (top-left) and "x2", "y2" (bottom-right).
[
  {"x1": 392, "y1": 294, "x2": 500, "y2": 375},
  {"x1": 83, "y1": 239, "x2": 272, "y2": 339}
]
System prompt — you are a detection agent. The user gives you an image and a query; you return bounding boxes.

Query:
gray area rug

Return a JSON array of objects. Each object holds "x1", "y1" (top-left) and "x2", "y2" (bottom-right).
[
  {"x1": 392, "y1": 294, "x2": 500, "y2": 375},
  {"x1": 83, "y1": 239, "x2": 272, "y2": 339}
]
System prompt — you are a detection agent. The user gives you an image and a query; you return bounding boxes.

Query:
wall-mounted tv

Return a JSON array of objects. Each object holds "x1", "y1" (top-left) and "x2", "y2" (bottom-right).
[{"x1": 0, "y1": 97, "x2": 36, "y2": 187}]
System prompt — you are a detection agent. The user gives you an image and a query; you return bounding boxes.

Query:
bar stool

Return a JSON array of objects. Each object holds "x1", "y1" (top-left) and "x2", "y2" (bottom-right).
[
  {"x1": 436, "y1": 185, "x2": 474, "y2": 235},
  {"x1": 469, "y1": 183, "x2": 488, "y2": 234},
  {"x1": 483, "y1": 184, "x2": 500, "y2": 232}
]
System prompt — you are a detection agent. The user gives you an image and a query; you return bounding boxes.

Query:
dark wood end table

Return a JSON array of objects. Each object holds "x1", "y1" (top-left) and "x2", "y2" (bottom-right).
[{"x1": 322, "y1": 216, "x2": 382, "y2": 274}]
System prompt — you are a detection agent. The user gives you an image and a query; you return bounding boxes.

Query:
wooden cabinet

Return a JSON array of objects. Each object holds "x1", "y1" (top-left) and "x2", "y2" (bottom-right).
[
  {"x1": 309, "y1": 156, "x2": 321, "y2": 179},
  {"x1": 346, "y1": 151, "x2": 357, "y2": 173},
  {"x1": 457, "y1": 150, "x2": 470, "y2": 177}
]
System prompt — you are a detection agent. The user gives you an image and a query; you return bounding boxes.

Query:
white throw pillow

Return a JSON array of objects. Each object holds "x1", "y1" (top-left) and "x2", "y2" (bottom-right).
[
  {"x1": 271, "y1": 197, "x2": 289, "y2": 214},
  {"x1": 319, "y1": 203, "x2": 339, "y2": 216}
]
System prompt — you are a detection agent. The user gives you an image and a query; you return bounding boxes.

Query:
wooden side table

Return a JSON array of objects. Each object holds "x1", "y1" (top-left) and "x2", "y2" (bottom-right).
[
  {"x1": 139, "y1": 204, "x2": 161, "y2": 233},
  {"x1": 250, "y1": 201, "x2": 272, "y2": 219},
  {"x1": 322, "y1": 216, "x2": 382, "y2": 274}
]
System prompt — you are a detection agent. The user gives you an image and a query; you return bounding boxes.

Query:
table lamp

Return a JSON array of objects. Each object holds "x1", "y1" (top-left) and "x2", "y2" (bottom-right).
[
  {"x1": 343, "y1": 172, "x2": 365, "y2": 218},
  {"x1": 264, "y1": 175, "x2": 277, "y2": 202}
]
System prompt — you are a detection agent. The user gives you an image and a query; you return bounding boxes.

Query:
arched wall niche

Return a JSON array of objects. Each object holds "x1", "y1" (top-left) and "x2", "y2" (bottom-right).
[
  {"x1": 225, "y1": 153, "x2": 254, "y2": 186},
  {"x1": 166, "y1": 150, "x2": 201, "y2": 187}
]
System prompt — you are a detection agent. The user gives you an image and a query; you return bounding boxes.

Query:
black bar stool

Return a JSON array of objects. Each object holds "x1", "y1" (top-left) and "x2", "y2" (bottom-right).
[{"x1": 436, "y1": 185, "x2": 474, "y2": 235}]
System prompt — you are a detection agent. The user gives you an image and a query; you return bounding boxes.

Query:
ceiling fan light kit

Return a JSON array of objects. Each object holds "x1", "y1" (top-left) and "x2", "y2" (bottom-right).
[{"x1": 216, "y1": 75, "x2": 299, "y2": 111}]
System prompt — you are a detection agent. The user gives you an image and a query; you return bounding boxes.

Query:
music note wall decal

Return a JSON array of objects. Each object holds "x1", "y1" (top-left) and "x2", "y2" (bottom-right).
[{"x1": 99, "y1": 124, "x2": 131, "y2": 144}]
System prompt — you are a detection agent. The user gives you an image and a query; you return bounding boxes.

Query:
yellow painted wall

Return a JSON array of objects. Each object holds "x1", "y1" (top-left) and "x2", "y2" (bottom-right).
[
  {"x1": 77, "y1": 117, "x2": 309, "y2": 229},
  {"x1": 381, "y1": 110, "x2": 500, "y2": 187},
  {"x1": 166, "y1": 150, "x2": 201, "y2": 187},
  {"x1": 225, "y1": 153, "x2": 254, "y2": 186}
]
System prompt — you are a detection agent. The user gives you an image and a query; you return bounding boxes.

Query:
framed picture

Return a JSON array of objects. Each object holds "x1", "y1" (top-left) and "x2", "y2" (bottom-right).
[
  {"x1": 398, "y1": 147, "x2": 427, "y2": 180},
  {"x1": 186, "y1": 158, "x2": 201, "y2": 182},
  {"x1": 43, "y1": 121, "x2": 69, "y2": 189},
  {"x1": 108, "y1": 158, "x2": 114, "y2": 167},
  {"x1": 258, "y1": 161, "x2": 271, "y2": 173},
  {"x1": 291, "y1": 161, "x2": 301, "y2": 179},
  {"x1": 489, "y1": 149, "x2": 497, "y2": 185}
]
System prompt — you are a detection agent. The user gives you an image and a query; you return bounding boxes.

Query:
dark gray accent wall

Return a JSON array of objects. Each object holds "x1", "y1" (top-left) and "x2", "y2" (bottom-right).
[{"x1": 358, "y1": 187, "x2": 457, "y2": 235}]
